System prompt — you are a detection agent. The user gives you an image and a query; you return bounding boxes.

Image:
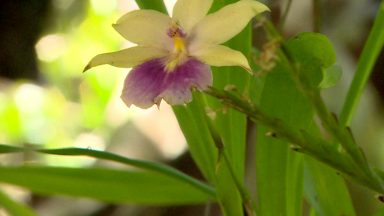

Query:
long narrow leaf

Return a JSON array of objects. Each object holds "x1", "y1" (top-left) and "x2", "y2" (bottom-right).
[
  {"x1": 256, "y1": 61, "x2": 310, "y2": 216},
  {"x1": 0, "y1": 189, "x2": 37, "y2": 216},
  {"x1": 340, "y1": 1, "x2": 384, "y2": 126},
  {"x1": 304, "y1": 158, "x2": 356, "y2": 216},
  {"x1": 0, "y1": 166, "x2": 214, "y2": 205},
  {"x1": 0, "y1": 144, "x2": 215, "y2": 197}
]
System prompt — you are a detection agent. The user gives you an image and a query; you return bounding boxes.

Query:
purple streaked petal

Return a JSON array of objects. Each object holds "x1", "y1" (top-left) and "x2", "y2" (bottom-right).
[{"x1": 121, "y1": 58, "x2": 212, "y2": 109}]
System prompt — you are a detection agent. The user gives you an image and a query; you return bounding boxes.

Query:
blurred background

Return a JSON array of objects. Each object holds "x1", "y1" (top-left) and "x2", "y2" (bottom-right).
[{"x1": 0, "y1": 0, "x2": 383, "y2": 215}]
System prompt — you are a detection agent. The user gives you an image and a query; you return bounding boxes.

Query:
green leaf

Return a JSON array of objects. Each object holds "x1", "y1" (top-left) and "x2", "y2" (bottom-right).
[
  {"x1": 0, "y1": 144, "x2": 216, "y2": 197},
  {"x1": 340, "y1": 1, "x2": 384, "y2": 126},
  {"x1": 0, "y1": 166, "x2": 214, "y2": 205},
  {"x1": 135, "y1": 0, "x2": 167, "y2": 14},
  {"x1": 256, "y1": 61, "x2": 312, "y2": 216},
  {"x1": 173, "y1": 95, "x2": 244, "y2": 216},
  {"x1": 284, "y1": 32, "x2": 356, "y2": 216},
  {"x1": 285, "y1": 32, "x2": 336, "y2": 88},
  {"x1": 202, "y1": 0, "x2": 253, "y2": 215},
  {"x1": 0, "y1": 189, "x2": 37, "y2": 216},
  {"x1": 372, "y1": 207, "x2": 384, "y2": 216},
  {"x1": 173, "y1": 94, "x2": 217, "y2": 182},
  {"x1": 285, "y1": 32, "x2": 336, "y2": 67},
  {"x1": 205, "y1": 0, "x2": 251, "y2": 181},
  {"x1": 319, "y1": 64, "x2": 342, "y2": 89},
  {"x1": 304, "y1": 158, "x2": 356, "y2": 216}
]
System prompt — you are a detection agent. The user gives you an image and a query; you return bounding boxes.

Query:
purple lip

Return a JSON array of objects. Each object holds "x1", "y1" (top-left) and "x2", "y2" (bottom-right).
[{"x1": 121, "y1": 57, "x2": 212, "y2": 108}]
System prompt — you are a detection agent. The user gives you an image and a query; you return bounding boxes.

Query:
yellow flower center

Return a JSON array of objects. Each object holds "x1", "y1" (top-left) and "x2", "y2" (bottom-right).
[{"x1": 165, "y1": 24, "x2": 188, "y2": 72}]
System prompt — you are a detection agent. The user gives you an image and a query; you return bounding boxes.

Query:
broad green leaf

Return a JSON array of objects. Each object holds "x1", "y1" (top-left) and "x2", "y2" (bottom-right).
[
  {"x1": 173, "y1": 95, "x2": 243, "y2": 216},
  {"x1": 173, "y1": 94, "x2": 217, "y2": 182},
  {"x1": 256, "y1": 61, "x2": 312, "y2": 216},
  {"x1": 0, "y1": 166, "x2": 214, "y2": 205},
  {"x1": 319, "y1": 65, "x2": 342, "y2": 89},
  {"x1": 0, "y1": 189, "x2": 37, "y2": 216},
  {"x1": 304, "y1": 158, "x2": 356, "y2": 216}
]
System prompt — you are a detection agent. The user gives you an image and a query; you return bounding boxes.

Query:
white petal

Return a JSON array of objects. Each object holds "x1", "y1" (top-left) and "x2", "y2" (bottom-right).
[
  {"x1": 113, "y1": 10, "x2": 173, "y2": 49},
  {"x1": 190, "y1": 0, "x2": 269, "y2": 45},
  {"x1": 191, "y1": 45, "x2": 251, "y2": 72},
  {"x1": 83, "y1": 46, "x2": 168, "y2": 71},
  {"x1": 172, "y1": 0, "x2": 213, "y2": 33}
]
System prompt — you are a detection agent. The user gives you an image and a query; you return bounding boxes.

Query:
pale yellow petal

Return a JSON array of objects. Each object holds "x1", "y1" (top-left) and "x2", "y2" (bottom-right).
[
  {"x1": 191, "y1": 45, "x2": 251, "y2": 72},
  {"x1": 172, "y1": 0, "x2": 213, "y2": 33},
  {"x1": 190, "y1": 0, "x2": 269, "y2": 45},
  {"x1": 113, "y1": 10, "x2": 173, "y2": 49},
  {"x1": 83, "y1": 46, "x2": 168, "y2": 71}
]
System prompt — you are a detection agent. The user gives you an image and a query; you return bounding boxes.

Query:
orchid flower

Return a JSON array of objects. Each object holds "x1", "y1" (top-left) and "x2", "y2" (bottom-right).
[{"x1": 84, "y1": 0, "x2": 269, "y2": 109}]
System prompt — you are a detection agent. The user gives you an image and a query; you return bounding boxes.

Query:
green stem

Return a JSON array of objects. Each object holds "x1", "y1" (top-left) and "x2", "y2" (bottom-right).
[
  {"x1": 205, "y1": 87, "x2": 384, "y2": 193},
  {"x1": 339, "y1": 1, "x2": 384, "y2": 126},
  {"x1": 261, "y1": 14, "x2": 384, "y2": 192},
  {"x1": 279, "y1": 42, "x2": 384, "y2": 193}
]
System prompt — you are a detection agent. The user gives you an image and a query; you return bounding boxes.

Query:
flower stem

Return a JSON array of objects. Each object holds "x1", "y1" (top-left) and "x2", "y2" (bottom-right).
[
  {"x1": 257, "y1": 14, "x2": 384, "y2": 194},
  {"x1": 205, "y1": 87, "x2": 384, "y2": 194}
]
